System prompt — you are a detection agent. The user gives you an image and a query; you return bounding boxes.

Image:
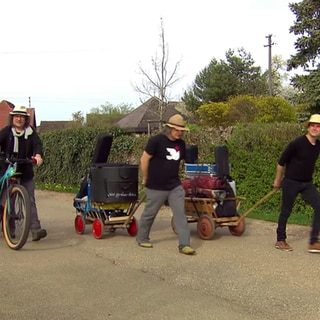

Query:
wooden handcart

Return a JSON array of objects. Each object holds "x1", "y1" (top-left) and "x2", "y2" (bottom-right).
[{"x1": 171, "y1": 189, "x2": 277, "y2": 240}]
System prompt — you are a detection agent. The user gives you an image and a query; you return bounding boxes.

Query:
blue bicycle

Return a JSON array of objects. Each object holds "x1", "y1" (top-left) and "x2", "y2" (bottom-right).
[{"x1": 0, "y1": 156, "x2": 33, "y2": 250}]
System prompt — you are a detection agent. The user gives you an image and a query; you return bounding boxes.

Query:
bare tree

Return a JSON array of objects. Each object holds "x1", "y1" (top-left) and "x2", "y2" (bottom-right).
[{"x1": 133, "y1": 17, "x2": 182, "y2": 124}]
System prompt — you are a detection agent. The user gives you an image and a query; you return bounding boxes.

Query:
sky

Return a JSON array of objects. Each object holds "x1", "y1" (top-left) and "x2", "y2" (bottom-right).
[{"x1": 1, "y1": 0, "x2": 297, "y2": 123}]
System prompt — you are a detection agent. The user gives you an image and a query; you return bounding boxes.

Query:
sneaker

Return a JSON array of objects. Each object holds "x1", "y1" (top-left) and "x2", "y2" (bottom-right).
[
  {"x1": 138, "y1": 242, "x2": 153, "y2": 248},
  {"x1": 308, "y1": 242, "x2": 320, "y2": 253},
  {"x1": 179, "y1": 246, "x2": 196, "y2": 255},
  {"x1": 275, "y1": 241, "x2": 293, "y2": 251},
  {"x1": 32, "y1": 229, "x2": 47, "y2": 241}
]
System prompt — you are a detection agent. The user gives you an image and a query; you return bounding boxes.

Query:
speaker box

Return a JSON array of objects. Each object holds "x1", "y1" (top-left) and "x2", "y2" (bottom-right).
[
  {"x1": 214, "y1": 146, "x2": 230, "y2": 178},
  {"x1": 91, "y1": 133, "x2": 113, "y2": 163},
  {"x1": 185, "y1": 145, "x2": 198, "y2": 164},
  {"x1": 90, "y1": 163, "x2": 139, "y2": 203}
]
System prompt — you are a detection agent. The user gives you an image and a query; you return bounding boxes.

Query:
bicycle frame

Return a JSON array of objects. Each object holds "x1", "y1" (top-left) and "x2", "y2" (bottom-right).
[
  {"x1": 0, "y1": 162, "x2": 19, "y2": 205},
  {"x1": 0, "y1": 156, "x2": 35, "y2": 192}
]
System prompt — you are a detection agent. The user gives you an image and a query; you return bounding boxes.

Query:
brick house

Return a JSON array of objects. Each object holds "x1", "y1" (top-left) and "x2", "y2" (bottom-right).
[{"x1": 0, "y1": 100, "x2": 37, "y2": 129}]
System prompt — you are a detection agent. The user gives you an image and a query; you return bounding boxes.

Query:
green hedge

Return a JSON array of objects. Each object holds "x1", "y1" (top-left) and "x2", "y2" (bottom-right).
[{"x1": 36, "y1": 123, "x2": 318, "y2": 220}]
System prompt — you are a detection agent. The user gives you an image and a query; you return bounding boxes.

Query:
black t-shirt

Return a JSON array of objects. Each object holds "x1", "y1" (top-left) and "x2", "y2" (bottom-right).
[
  {"x1": 279, "y1": 135, "x2": 320, "y2": 182},
  {"x1": 145, "y1": 133, "x2": 186, "y2": 190}
]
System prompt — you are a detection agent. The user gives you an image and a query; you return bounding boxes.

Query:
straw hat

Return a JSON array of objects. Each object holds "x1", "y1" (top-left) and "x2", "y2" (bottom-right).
[
  {"x1": 305, "y1": 114, "x2": 320, "y2": 127},
  {"x1": 9, "y1": 106, "x2": 30, "y2": 117},
  {"x1": 165, "y1": 114, "x2": 189, "y2": 131}
]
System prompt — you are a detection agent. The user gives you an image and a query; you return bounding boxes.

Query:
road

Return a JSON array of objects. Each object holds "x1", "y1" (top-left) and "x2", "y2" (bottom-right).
[{"x1": 0, "y1": 190, "x2": 319, "y2": 320}]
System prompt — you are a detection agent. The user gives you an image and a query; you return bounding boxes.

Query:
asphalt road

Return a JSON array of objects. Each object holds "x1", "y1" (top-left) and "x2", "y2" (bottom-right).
[{"x1": 0, "y1": 190, "x2": 320, "y2": 320}]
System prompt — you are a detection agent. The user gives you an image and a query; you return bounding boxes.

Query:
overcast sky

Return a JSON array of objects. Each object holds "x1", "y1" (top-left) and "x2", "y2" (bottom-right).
[{"x1": 1, "y1": 0, "x2": 297, "y2": 123}]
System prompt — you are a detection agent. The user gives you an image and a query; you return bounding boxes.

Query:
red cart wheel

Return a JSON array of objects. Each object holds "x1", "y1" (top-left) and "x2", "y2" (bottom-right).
[
  {"x1": 171, "y1": 216, "x2": 178, "y2": 234},
  {"x1": 74, "y1": 215, "x2": 85, "y2": 234},
  {"x1": 197, "y1": 215, "x2": 215, "y2": 240},
  {"x1": 229, "y1": 218, "x2": 245, "y2": 236},
  {"x1": 92, "y1": 219, "x2": 104, "y2": 239},
  {"x1": 127, "y1": 217, "x2": 138, "y2": 236}
]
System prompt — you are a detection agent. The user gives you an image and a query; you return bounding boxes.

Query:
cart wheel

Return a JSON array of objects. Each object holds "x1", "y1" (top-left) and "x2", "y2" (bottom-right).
[
  {"x1": 92, "y1": 219, "x2": 104, "y2": 239},
  {"x1": 229, "y1": 217, "x2": 245, "y2": 236},
  {"x1": 127, "y1": 217, "x2": 138, "y2": 236},
  {"x1": 171, "y1": 216, "x2": 178, "y2": 234},
  {"x1": 197, "y1": 215, "x2": 215, "y2": 240},
  {"x1": 74, "y1": 215, "x2": 86, "y2": 234}
]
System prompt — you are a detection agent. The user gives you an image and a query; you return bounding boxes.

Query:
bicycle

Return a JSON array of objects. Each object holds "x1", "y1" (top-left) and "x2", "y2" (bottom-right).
[{"x1": 0, "y1": 156, "x2": 35, "y2": 250}]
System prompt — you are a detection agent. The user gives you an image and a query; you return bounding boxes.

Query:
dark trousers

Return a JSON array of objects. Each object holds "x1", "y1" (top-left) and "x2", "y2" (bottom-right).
[
  {"x1": 21, "y1": 178, "x2": 42, "y2": 231},
  {"x1": 277, "y1": 178, "x2": 320, "y2": 244},
  {"x1": 0, "y1": 178, "x2": 41, "y2": 231}
]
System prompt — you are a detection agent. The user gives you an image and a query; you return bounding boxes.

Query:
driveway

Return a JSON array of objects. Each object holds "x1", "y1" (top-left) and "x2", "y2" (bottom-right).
[{"x1": 0, "y1": 190, "x2": 319, "y2": 320}]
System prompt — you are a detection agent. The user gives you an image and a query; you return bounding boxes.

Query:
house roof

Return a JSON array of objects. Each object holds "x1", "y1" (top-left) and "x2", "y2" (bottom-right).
[
  {"x1": 116, "y1": 97, "x2": 186, "y2": 132},
  {"x1": 38, "y1": 120, "x2": 74, "y2": 133}
]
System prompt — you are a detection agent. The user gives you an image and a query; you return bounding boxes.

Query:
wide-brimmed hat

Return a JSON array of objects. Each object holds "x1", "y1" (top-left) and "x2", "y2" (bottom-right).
[
  {"x1": 165, "y1": 114, "x2": 189, "y2": 131},
  {"x1": 9, "y1": 106, "x2": 30, "y2": 117},
  {"x1": 305, "y1": 114, "x2": 320, "y2": 127}
]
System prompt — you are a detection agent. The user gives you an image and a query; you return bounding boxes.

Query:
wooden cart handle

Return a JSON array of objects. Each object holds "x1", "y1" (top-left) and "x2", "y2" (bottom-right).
[{"x1": 237, "y1": 188, "x2": 279, "y2": 223}]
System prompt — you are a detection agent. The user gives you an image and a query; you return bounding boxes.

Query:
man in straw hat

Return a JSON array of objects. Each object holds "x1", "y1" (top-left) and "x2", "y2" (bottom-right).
[
  {"x1": 0, "y1": 106, "x2": 47, "y2": 241},
  {"x1": 274, "y1": 114, "x2": 320, "y2": 253},
  {"x1": 136, "y1": 114, "x2": 196, "y2": 255}
]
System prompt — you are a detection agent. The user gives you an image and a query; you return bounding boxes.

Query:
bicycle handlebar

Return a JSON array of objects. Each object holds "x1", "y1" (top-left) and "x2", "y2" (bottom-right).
[{"x1": 0, "y1": 156, "x2": 37, "y2": 165}]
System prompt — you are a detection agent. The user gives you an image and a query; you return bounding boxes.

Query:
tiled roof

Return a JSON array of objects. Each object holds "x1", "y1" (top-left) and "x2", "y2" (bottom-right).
[
  {"x1": 38, "y1": 120, "x2": 74, "y2": 133},
  {"x1": 116, "y1": 97, "x2": 186, "y2": 132}
]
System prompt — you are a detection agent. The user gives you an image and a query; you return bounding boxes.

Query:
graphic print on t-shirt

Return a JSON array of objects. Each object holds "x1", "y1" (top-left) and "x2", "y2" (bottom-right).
[{"x1": 166, "y1": 146, "x2": 180, "y2": 161}]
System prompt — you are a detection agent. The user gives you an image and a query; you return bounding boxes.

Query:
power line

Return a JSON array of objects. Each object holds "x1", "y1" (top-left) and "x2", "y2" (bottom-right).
[{"x1": 0, "y1": 48, "x2": 109, "y2": 55}]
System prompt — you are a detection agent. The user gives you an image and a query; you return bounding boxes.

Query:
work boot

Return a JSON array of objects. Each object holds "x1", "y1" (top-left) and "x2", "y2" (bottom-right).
[{"x1": 32, "y1": 229, "x2": 47, "y2": 241}]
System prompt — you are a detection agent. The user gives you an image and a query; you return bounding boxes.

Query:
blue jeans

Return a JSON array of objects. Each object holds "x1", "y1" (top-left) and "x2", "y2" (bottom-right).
[
  {"x1": 277, "y1": 178, "x2": 320, "y2": 244},
  {"x1": 136, "y1": 185, "x2": 190, "y2": 249}
]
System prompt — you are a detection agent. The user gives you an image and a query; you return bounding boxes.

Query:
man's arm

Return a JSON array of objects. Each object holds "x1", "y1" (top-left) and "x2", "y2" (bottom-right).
[
  {"x1": 273, "y1": 164, "x2": 284, "y2": 188},
  {"x1": 140, "y1": 151, "x2": 153, "y2": 185}
]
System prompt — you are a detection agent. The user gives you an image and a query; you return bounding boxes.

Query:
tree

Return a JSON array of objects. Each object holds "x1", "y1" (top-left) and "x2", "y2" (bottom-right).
[
  {"x1": 196, "y1": 95, "x2": 296, "y2": 127},
  {"x1": 196, "y1": 102, "x2": 231, "y2": 127},
  {"x1": 270, "y1": 55, "x2": 301, "y2": 105},
  {"x1": 225, "y1": 48, "x2": 268, "y2": 96},
  {"x1": 71, "y1": 102, "x2": 133, "y2": 129},
  {"x1": 86, "y1": 102, "x2": 133, "y2": 128},
  {"x1": 71, "y1": 111, "x2": 85, "y2": 126},
  {"x1": 228, "y1": 95, "x2": 258, "y2": 124},
  {"x1": 287, "y1": 0, "x2": 320, "y2": 109},
  {"x1": 182, "y1": 48, "x2": 268, "y2": 113},
  {"x1": 133, "y1": 18, "x2": 182, "y2": 123},
  {"x1": 90, "y1": 102, "x2": 133, "y2": 115},
  {"x1": 254, "y1": 96, "x2": 296, "y2": 123}
]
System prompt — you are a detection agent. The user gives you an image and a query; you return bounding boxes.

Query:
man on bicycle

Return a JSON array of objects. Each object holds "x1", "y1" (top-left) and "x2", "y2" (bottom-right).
[{"x1": 0, "y1": 105, "x2": 47, "y2": 241}]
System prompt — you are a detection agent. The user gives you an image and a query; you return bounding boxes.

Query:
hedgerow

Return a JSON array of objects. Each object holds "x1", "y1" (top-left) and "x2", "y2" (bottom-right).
[{"x1": 35, "y1": 122, "x2": 319, "y2": 219}]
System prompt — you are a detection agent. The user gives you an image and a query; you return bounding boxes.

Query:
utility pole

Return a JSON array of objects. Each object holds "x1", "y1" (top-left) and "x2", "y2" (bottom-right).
[{"x1": 264, "y1": 34, "x2": 274, "y2": 96}]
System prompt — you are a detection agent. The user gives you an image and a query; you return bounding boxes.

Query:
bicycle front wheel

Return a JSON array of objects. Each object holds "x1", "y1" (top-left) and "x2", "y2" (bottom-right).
[{"x1": 3, "y1": 184, "x2": 31, "y2": 250}]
